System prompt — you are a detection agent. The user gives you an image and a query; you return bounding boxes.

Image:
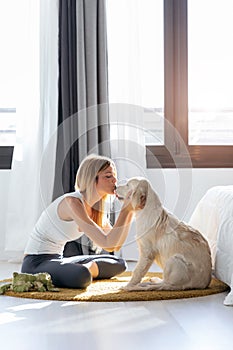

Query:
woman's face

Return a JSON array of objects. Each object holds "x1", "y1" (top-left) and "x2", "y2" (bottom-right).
[{"x1": 96, "y1": 165, "x2": 117, "y2": 197}]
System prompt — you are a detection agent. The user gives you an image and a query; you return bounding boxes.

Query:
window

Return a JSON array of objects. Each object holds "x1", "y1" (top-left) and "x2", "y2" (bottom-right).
[
  {"x1": 0, "y1": 1, "x2": 17, "y2": 169},
  {"x1": 147, "y1": 0, "x2": 233, "y2": 168},
  {"x1": 188, "y1": 0, "x2": 233, "y2": 146},
  {"x1": 0, "y1": 108, "x2": 15, "y2": 169},
  {"x1": 107, "y1": 0, "x2": 233, "y2": 168}
]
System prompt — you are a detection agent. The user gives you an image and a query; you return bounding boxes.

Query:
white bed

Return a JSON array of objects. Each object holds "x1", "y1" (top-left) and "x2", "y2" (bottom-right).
[{"x1": 189, "y1": 186, "x2": 233, "y2": 306}]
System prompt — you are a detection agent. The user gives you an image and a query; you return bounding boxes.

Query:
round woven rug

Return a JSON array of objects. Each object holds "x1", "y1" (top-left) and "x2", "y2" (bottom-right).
[{"x1": 1, "y1": 272, "x2": 229, "y2": 302}]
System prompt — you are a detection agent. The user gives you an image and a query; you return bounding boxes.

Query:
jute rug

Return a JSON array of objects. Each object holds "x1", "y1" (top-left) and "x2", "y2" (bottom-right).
[{"x1": 1, "y1": 272, "x2": 229, "y2": 302}]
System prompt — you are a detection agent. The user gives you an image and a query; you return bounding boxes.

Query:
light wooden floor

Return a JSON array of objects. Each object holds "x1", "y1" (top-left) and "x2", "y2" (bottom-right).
[{"x1": 0, "y1": 261, "x2": 233, "y2": 350}]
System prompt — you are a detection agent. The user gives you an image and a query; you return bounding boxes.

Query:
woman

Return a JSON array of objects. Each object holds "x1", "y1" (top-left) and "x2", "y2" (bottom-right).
[{"x1": 21, "y1": 154, "x2": 134, "y2": 289}]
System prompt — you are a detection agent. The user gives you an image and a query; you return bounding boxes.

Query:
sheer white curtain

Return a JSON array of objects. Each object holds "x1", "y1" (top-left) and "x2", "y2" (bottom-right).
[
  {"x1": 4, "y1": 0, "x2": 59, "y2": 261},
  {"x1": 106, "y1": 0, "x2": 148, "y2": 259},
  {"x1": 106, "y1": 0, "x2": 164, "y2": 178},
  {"x1": 106, "y1": 0, "x2": 164, "y2": 259},
  {"x1": 106, "y1": 0, "x2": 146, "y2": 180}
]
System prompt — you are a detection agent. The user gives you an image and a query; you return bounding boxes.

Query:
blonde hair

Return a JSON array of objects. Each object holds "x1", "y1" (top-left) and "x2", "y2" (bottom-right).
[{"x1": 75, "y1": 154, "x2": 116, "y2": 227}]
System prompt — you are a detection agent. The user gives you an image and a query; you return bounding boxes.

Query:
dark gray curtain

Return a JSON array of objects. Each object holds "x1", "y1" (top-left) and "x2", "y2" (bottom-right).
[
  {"x1": 53, "y1": 0, "x2": 111, "y2": 200},
  {"x1": 53, "y1": 0, "x2": 111, "y2": 256}
]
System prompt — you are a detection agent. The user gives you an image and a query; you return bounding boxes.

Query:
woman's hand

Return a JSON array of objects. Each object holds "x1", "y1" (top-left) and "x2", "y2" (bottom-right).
[{"x1": 121, "y1": 190, "x2": 134, "y2": 212}]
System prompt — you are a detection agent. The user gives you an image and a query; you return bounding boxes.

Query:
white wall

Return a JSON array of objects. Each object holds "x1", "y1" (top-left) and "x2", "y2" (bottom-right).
[
  {"x1": 121, "y1": 168, "x2": 233, "y2": 260},
  {"x1": 0, "y1": 171, "x2": 25, "y2": 261},
  {"x1": 0, "y1": 171, "x2": 11, "y2": 260}
]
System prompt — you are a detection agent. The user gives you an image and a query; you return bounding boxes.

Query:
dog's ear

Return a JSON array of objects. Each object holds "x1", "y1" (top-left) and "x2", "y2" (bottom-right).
[{"x1": 131, "y1": 180, "x2": 148, "y2": 210}]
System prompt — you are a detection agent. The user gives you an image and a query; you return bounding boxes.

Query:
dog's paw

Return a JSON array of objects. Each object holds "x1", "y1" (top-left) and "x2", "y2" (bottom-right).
[
  {"x1": 139, "y1": 282, "x2": 150, "y2": 287},
  {"x1": 120, "y1": 284, "x2": 146, "y2": 291},
  {"x1": 138, "y1": 282, "x2": 156, "y2": 290},
  {"x1": 149, "y1": 277, "x2": 163, "y2": 283}
]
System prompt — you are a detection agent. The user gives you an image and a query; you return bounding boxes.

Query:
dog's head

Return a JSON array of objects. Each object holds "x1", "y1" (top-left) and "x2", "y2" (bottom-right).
[{"x1": 116, "y1": 177, "x2": 148, "y2": 210}]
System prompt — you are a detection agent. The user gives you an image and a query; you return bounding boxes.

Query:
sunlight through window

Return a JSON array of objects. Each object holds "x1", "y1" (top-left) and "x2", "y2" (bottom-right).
[
  {"x1": 106, "y1": 0, "x2": 164, "y2": 145},
  {"x1": 0, "y1": 312, "x2": 25, "y2": 325},
  {"x1": 0, "y1": 0, "x2": 18, "y2": 145},
  {"x1": 188, "y1": 0, "x2": 233, "y2": 145}
]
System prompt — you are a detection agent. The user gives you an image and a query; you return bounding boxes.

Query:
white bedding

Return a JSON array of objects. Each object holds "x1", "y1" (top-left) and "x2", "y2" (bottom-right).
[{"x1": 189, "y1": 186, "x2": 233, "y2": 306}]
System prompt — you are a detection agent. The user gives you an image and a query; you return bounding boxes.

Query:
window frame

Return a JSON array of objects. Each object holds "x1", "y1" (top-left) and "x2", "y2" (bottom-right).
[
  {"x1": 146, "y1": 0, "x2": 233, "y2": 168},
  {"x1": 0, "y1": 107, "x2": 15, "y2": 169},
  {"x1": 0, "y1": 146, "x2": 13, "y2": 169}
]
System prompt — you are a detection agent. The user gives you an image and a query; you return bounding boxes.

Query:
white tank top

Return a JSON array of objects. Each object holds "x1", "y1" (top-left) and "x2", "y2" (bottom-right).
[{"x1": 24, "y1": 191, "x2": 84, "y2": 255}]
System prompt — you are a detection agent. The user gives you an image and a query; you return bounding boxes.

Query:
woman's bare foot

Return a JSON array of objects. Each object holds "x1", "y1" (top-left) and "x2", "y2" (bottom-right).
[{"x1": 83, "y1": 261, "x2": 99, "y2": 278}]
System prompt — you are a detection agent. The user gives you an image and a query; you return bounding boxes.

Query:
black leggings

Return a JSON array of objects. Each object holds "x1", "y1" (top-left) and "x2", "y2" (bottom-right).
[{"x1": 21, "y1": 254, "x2": 127, "y2": 289}]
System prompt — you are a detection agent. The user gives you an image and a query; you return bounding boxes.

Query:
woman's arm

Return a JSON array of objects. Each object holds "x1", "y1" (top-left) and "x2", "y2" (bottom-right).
[
  {"x1": 101, "y1": 209, "x2": 134, "y2": 251},
  {"x1": 112, "y1": 210, "x2": 134, "y2": 251},
  {"x1": 59, "y1": 196, "x2": 134, "y2": 251}
]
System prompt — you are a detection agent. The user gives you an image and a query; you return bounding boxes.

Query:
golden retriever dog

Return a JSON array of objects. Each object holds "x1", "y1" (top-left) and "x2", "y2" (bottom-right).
[{"x1": 116, "y1": 177, "x2": 212, "y2": 291}]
